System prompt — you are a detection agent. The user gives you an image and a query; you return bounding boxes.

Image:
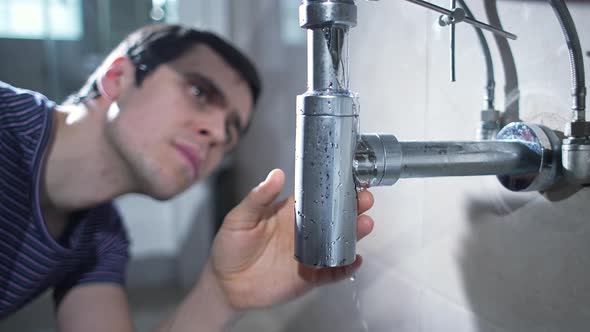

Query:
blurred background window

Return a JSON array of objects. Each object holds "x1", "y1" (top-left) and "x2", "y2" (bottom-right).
[
  {"x1": 279, "y1": 0, "x2": 305, "y2": 46},
  {"x1": 0, "y1": 0, "x2": 83, "y2": 40}
]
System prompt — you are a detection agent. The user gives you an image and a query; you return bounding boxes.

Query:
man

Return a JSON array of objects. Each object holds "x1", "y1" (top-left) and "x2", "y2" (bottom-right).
[{"x1": 0, "y1": 24, "x2": 374, "y2": 331}]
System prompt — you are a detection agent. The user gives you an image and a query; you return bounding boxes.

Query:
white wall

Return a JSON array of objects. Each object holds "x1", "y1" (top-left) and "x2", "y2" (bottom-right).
[
  {"x1": 176, "y1": 0, "x2": 230, "y2": 39},
  {"x1": 231, "y1": 1, "x2": 590, "y2": 331}
]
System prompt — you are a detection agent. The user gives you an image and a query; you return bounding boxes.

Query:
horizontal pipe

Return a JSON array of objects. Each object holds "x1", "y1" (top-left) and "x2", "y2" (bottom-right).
[
  {"x1": 399, "y1": 141, "x2": 541, "y2": 178},
  {"x1": 354, "y1": 134, "x2": 542, "y2": 187}
]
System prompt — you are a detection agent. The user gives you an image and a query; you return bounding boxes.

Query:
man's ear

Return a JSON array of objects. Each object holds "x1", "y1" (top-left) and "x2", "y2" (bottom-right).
[{"x1": 97, "y1": 56, "x2": 134, "y2": 102}]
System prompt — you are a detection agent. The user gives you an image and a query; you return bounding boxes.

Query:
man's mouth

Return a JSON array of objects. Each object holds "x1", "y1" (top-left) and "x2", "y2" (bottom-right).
[{"x1": 172, "y1": 141, "x2": 202, "y2": 178}]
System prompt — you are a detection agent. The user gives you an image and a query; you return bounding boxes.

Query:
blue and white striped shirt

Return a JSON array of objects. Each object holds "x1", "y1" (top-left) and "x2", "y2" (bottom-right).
[{"x1": 0, "y1": 81, "x2": 129, "y2": 319}]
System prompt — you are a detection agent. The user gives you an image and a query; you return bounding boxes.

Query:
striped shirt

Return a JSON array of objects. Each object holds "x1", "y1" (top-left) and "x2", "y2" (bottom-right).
[{"x1": 0, "y1": 81, "x2": 129, "y2": 319}]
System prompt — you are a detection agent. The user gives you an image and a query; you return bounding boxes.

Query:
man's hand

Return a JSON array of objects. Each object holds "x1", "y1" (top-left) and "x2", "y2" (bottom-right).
[{"x1": 209, "y1": 168, "x2": 374, "y2": 310}]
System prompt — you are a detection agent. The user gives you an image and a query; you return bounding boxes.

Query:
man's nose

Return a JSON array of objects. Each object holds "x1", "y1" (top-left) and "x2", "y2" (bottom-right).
[{"x1": 194, "y1": 109, "x2": 226, "y2": 146}]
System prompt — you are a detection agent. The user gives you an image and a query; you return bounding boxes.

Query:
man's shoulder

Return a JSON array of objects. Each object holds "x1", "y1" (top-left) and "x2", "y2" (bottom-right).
[
  {"x1": 0, "y1": 82, "x2": 54, "y2": 172},
  {"x1": 0, "y1": 81, "x2": 55, "y2": 132},
  {"x1": 83, "y1": 202, "x2": 130, "y2": 246},
  {"x1": 89, "y1": 202, "x2": 126, "y2": 228}
]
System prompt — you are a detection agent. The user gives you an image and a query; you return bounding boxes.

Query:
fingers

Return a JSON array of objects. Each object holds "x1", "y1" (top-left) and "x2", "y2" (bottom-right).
[
  {"x1": 357, "y1": 190, "x2": 374, "y2": 215},
  {"x1": 356, "y1": 215, "x2": 374, "y2": 241},
  {"x1": 298, "y1": 255, "x2": 364, "y2": 285},
  {"x1": 356, "y1": 190, "x2": 374, "y2": 241},
  {"x1": 224, "y1": 169, "x2": 285, "y2": 230}
]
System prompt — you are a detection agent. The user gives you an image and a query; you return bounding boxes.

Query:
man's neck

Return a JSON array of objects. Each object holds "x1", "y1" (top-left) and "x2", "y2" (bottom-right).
[{"x1": 40, "y1": 101, "x2": 135, "y2": 222}]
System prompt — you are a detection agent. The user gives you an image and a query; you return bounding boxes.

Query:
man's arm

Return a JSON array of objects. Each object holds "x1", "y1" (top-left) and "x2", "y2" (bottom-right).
[
  {"x1": 56, "y1": 264, "x2": 239, "y2": 332},
  {"x1": 154, "y1": 262, "x2": 239, "y2": 332},
  {"x1": 57, "y1": 169, "x2": 374, "y2": 331},
  {"x1": 56, "y1": 284, "x2": 134, "y2": 332}
]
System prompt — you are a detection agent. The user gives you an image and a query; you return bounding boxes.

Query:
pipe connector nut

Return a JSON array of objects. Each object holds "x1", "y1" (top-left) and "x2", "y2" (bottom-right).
[
  {"x1": 300, "y1": 0, "x2": 357, "y2": 28},
  {"x1": 481, "y1": 109, "x2": 501, "y2": 122},
  {"x1": 562, "y1": 138, "x2": 590, "y2": 185},
  {"x1": 478, "y1": 109, "x2": 501, "y2": 141},
  {"x1": 565, "y1": 121, "x2": 590, "y2": 138},
  {"x1": 496, "y1": 123, "x2": 562, "y2": 192}
]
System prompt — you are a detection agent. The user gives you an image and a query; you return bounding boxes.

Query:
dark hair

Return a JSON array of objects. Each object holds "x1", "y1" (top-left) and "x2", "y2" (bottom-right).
[{"x1": 71, "y1": 24, "x2": 261, "y2": 105}]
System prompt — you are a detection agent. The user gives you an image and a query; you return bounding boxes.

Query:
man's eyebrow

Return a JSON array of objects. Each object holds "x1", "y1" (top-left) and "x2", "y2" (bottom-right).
[
  {"x1": 183, "y1": 71, "x2": 250, "y2": 137},
  {"x1": 183, "y1": 72, "x2": 228, "y2": 107}
]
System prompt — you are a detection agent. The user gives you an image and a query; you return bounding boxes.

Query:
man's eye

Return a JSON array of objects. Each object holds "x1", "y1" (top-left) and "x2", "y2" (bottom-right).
[{"x1": 190, "y1": 85, "x2": 208, "y2": 99}]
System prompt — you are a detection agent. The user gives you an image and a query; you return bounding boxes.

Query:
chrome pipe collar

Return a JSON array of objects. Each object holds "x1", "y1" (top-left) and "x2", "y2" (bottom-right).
[
  {"x1": 496, "y1": 122, "x2": 562, "y2": 192},
  {"x1": 300, "y1": 0, "x2": 357, "y2": 29}
]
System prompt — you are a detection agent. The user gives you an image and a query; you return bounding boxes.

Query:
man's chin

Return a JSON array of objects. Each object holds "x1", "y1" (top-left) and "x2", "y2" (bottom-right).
[
  {"x1": 138, "y1": 169, "x2": 207, "y2": 200},
  {"x1": 143, "y1": 181, "x2": 192, "y2": 201},
  {"x1": 149, "y1": 191, "x2": 178, "y2": 201}
]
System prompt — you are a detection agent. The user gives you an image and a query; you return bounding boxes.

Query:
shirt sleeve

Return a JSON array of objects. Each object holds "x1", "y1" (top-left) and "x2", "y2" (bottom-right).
[
  {"x1": 53, "y1": 205, "x2": 131, "y2": 305},
  {"x1": 0, "y1": 81, "x2": 55, "y2": 131}
]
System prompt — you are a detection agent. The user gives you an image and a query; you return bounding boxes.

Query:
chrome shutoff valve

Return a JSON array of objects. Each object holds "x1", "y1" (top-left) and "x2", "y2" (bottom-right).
[{"x1": 563, "y1": 120, "x2": 590, "y2": 185}]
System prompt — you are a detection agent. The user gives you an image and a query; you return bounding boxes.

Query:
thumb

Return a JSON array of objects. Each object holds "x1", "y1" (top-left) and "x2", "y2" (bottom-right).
[{"x1": 224, "y1": 169, "x2": 285, "y2": 230}]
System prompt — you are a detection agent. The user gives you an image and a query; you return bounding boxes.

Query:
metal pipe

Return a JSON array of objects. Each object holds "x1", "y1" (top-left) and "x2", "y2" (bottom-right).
[
  {"x1": 457, "y1": 0, "x2": 495, "y2": 111},
  {"x1": 354, "y1": 134, "x2": 541, "y2": 187},
  {"x1": 293, "y1": 1, "x2": 570, "y2": 268},
  {"x1": 400, "y1": 141, "x2": 539, "y2": 178},
  {"x1": 308, "y1": 26, "x2": 350, "y2": 91},
  {"x1": 549, "y1": 0, "x2": 590, "y2": 184},
  {"x1": 455, "y1": 0, "x2": 500, "y2": 140},
  {"x1": 449, "y1": 0, "x2": 457, "y2": 82},
  {"x1": 549, "y1": 0, "x2": 586, "y2": 122},
  {"x1": 355, "y1": 123, "x2": 562, "y2": 192},
  {"x1": 404, "y1": 0, "x2": 517, "y2": 40},
  {"x1": 295, "y1": 0, "x2": 359, "y2": 267}
]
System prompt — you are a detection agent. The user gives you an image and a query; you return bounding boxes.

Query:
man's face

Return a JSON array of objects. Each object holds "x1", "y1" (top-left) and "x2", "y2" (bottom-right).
[{"x1": 106, "y1": 44, "x2": 254, "y2": 199}]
